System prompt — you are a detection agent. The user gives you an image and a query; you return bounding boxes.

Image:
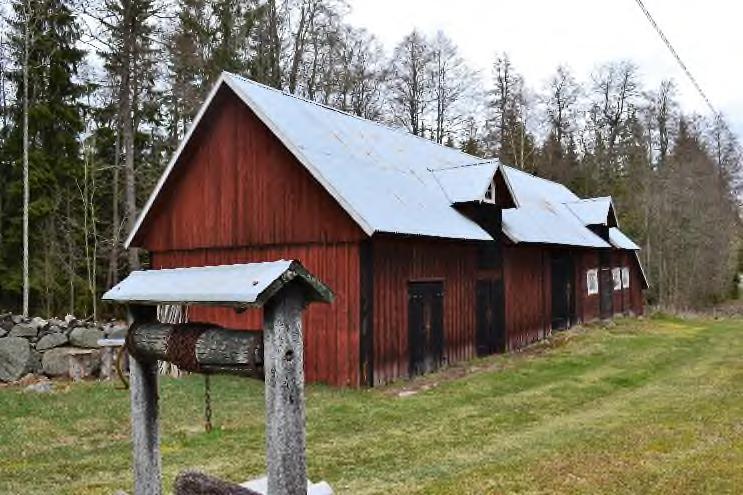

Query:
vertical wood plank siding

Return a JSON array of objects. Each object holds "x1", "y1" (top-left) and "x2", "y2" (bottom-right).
[
  {"x1": 151, "y1": 244, "x2": 360, "y2": 387},
  {"x1": 135, "y1": 87, "x2": 364, "y2": 250},
  {"x1": 134, "y1": 86, "x2": 365, "y2": 387},
  {"x1": 575, "y1": 249, "x2": 601, "y2": 322},
  {"x1": 503, "y1": 245, "x2": 551, "y2": 350},
  {"x1": 371, "y1": 237, "x2": 478, "y2": 385}
]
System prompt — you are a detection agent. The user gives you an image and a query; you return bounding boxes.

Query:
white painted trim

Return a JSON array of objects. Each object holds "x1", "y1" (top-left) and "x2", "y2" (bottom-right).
[{"x1": 496, "y1": 165, "x2": 521, "y2": 208}]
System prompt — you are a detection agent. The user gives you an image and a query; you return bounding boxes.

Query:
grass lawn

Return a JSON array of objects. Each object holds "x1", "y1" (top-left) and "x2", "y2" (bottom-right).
[{"x1": 1, "y1": 316, "x2": 742, "y2": 494}]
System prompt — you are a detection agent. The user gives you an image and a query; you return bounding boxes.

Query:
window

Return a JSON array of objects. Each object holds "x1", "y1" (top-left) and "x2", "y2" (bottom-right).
[
  {"x1": 483, "y1": 180, "x2": 496, "y2": 204},
  {"x1": 621, "y1": 267, "x2": 630, "y2": 288},
  {"x1": 586, "y1": 269, "x2": 599, "y2": 295},
  {"x1": 612, "y1": 268, "x2": 622, "y2": 291}
]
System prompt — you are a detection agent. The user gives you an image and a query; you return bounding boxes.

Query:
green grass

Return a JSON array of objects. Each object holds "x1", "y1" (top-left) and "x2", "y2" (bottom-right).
[{"x1": 1, "y1": 316, "x2": 742, "y2": 494}]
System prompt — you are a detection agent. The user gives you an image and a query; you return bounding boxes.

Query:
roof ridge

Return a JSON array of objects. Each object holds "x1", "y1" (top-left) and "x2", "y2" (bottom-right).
[
  {"x1": 565, "y1": 196, "x2": 612, "y2": 203},
  {"x1": 430, "y1": 159, "x2": 500, "y2": 172},
  {"x1": 225, "y1": 71, "x2": 483, "y2": 162}
]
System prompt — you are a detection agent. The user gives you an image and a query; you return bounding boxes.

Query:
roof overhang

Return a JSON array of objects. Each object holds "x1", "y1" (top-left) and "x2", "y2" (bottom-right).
[{"x1": 102, "y1": 260, "x2": 334, "y2": 308}]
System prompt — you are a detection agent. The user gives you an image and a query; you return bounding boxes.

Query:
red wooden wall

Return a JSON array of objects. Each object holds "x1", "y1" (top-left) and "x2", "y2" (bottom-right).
[
  {"x1": 371, "y1": 237, "x2": 478, "y2": 385},
  {"x1": 151, "y1": 246, "x2": 361, "y2": 387},
  {"x1": 134, "y1": 86, "x2": 364, "y2": 250},
  {"x1": 503, "y1": 245, "x2": 551, "y2": 349},
  {"x1": 135, "y1": 86, "x2": 366, "y2": 386},
  {"x1": 574, "y1": 249, "x2": 601, "y2": 323}
]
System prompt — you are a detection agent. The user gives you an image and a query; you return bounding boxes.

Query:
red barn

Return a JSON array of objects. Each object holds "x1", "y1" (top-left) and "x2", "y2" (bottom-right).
[{"x1": 125, "y1": 73, "x2": 647, "y2": 387}]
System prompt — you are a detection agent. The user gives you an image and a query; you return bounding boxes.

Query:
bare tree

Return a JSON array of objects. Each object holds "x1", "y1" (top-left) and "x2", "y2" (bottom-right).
[
  {"x1": 389, "y1": 29, "x2": 432, "y2": 136},
  {"x1": 591, "y1": 60, "x2": 639, "y2": 156},
  {"x1": 428, "y1": 31, "x2": 477, "y2": 144}
]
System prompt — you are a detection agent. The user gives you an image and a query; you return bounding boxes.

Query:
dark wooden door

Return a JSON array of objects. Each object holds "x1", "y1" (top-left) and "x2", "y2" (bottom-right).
[
  {"x1": 476, "y1": 279, "x2": 505, "y2": 356},
  {"x1": 408, "y1": 282, "x2": 444, "y2": 377},
  {"x1": 551, "y1": 253, "x2": 574, "y2": 330},
  {"x1": 599, "y1": 267, "x2": 614, "y2": 319}
]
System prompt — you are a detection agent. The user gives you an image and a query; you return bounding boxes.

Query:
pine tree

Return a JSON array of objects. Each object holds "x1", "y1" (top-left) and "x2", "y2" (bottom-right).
[{"x1": 1, "y1": 0, "x2": 84, "y2": 313}]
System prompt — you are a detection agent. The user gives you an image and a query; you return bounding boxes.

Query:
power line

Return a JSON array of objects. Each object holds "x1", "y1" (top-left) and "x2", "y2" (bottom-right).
[{"x1": 633, "y1": 0, "x2": 718, "y2": 116}]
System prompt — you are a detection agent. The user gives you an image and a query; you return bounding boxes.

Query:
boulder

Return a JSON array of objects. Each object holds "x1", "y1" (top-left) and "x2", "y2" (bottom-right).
[
  {"x1": 69, "y1": 327, "x2": 103, "y2": 348},
  {"x1": 0, "y1": 328, "x2": 7, "y2": 338},
  {"x1": 48, "y1": 317, "x2": 65, "y2": 328},
  {"x1": 36, "y1": 332, "x2": 69, "y2": 351},
  {"x1": 25, "y1": 380, "x2": 53, "y2": 393},
  {"x1": 0, "y1": 316, "x2": 13, "y2": 332},
  {"x1": 11, "y1": 314, "x2": 24, "y2": 324},
  {"x1": 9, "y1": 323, "x2": 38, "y2": 338},
  {"x1": 42, "y1": 348, "x2": 72, "y2": 376},
  {"x1": 29, "y1": 316, "x2": 48, "y2": 331},
  {"x1": 108, "y1": 324, "x2": 128, "y2": 340},
  {"x1": 42, "y1": 347, "x2": 101, "y2": 377},
  {"x1": 0, "y1": 337, "x2": 33, "y2": 382}
]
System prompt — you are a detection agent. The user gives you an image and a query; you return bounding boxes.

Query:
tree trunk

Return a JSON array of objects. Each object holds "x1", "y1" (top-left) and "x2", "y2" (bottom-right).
[{"x1": 22, "y1": 0, "x2": 30, "y2": 316}]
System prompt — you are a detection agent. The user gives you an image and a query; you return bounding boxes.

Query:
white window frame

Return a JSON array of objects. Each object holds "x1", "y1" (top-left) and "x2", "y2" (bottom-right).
[
  {"x1": 586, "y1": 269, "x2": 599, "y2": 295},
  {"x1": 621, "y1": 266, "x2": 630, "y2": 289},
  {"x1": 612, "y1": 267, "x2": 622, "y2": 291}
]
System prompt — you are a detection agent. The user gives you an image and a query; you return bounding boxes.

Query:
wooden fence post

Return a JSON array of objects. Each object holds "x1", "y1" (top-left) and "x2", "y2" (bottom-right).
[
  {"x1": 127, "y1": 305, "x2": 162, "y2": 495},
  {"x1": 263, "y1": 284, "x2": 307, "y2": 495}
]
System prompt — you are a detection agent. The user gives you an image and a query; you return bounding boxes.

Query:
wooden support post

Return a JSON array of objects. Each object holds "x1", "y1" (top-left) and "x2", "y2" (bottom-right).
[
  {"x1": 127, "y1": 305, "x2": 162, "y2": 495},
  {"x1": 263, "y1": 284, "x2": 307, "y2": 495}
]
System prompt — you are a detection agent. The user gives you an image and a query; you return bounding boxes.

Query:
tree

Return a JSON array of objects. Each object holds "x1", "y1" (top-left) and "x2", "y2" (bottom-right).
[
  {"x1": 3, "y1": 0, "x2": 85, "y2": 314},
  {"x1": 388, "y1": 29, "x2": 432, "y2": 136},
  {"x1": 98, "y1": 0, "x2": 162, "y2": 274},
  {"x1": 536, "y1": 65, "x2": 581, "y2": 185},
  {"x1": 487, "y1": 53, "x2": 536, "y2": 169}
]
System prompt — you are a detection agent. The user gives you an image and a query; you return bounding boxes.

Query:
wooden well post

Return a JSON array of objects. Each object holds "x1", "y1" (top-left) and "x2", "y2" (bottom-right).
[{"x1": 103, "y1": 261, "x2": 333, "y2": 495}]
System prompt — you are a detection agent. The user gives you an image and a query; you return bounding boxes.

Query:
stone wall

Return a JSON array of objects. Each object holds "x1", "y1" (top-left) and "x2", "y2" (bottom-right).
[{"x1": 0, "y1": 313, "x2": 126, "y2": 383}]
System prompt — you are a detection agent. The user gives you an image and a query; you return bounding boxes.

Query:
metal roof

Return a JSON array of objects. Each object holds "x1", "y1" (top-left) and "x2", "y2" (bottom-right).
[
  {"x1": 102, "y1": 260, "x2": 333, "y2": 307},
  {"x1": 609, "y1": 227, "x2": 641, "y2": 250},
  {"x1": 502, "y1": 203, "x2": 610, "y2": 248},
  {"x1": 499, "y1": 165, "x2": 580, "y2": 207},
  {"x1": 126, "y1": 72, "x2": 642, "y2": 251},
  {"x1": 565, "y1": 197, "x2": 616, "y2": 226},
  {"x1": 432, "y1": 161, "x2": 498, "y2": 203}
]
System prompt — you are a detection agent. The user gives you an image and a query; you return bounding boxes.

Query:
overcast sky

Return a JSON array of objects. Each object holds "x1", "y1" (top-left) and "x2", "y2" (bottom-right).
[{"x1": 347, "y1": 0, "x2": 742, "y2": 136}]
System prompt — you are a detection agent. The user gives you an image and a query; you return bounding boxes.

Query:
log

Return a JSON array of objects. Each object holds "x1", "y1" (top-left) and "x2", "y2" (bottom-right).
[
  {"x1": 174, "y1": 470, "x2": 260, "y2": 495},
  {"x1": 126, "y1": 322, "x2": 264, "y2": 378}
]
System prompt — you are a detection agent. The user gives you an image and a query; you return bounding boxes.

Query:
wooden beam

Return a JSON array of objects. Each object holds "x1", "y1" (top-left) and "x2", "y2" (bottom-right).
[
  {"x1": 126, "y1": 322, "x2": 263, "y2": 378},
  {"x1": 127, "y1": 305, "x2": 162, "y2": 495},
  {"x1": 263, "y1": 283, "x2": 307, "y2": 495}
]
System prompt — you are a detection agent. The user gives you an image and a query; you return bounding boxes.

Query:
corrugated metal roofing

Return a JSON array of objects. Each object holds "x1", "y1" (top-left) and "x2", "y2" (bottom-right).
[
  {"x1": 609, "y1": 227, "x2": 641, "y2": 250},
  {"x1": 102, "y1": 260, "x2": 333, "y2": 307},
  {"x1": 499, "y1": 165, "x2": 579, "y2": 207},
  {"x1": 432, "y1": 161, "x2": 498, "y2": 203},
  {"x1": 565, "y1": 197, "x2": 616, "y2": 226},
  {"x1": 502, "y1": 203, "x2": 610, "y2": 248},
  {"x1": 126, "y1": 72, "x2": 642, "y2": 251},
  {"x1": 225, "y1": 73, "x2": 491, "y2": 240}
]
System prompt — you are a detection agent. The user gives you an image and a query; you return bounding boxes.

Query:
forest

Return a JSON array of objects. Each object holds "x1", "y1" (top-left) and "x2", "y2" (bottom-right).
[{"x1": 0, "y1": 0, "x2": 740, "y2": 318}]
